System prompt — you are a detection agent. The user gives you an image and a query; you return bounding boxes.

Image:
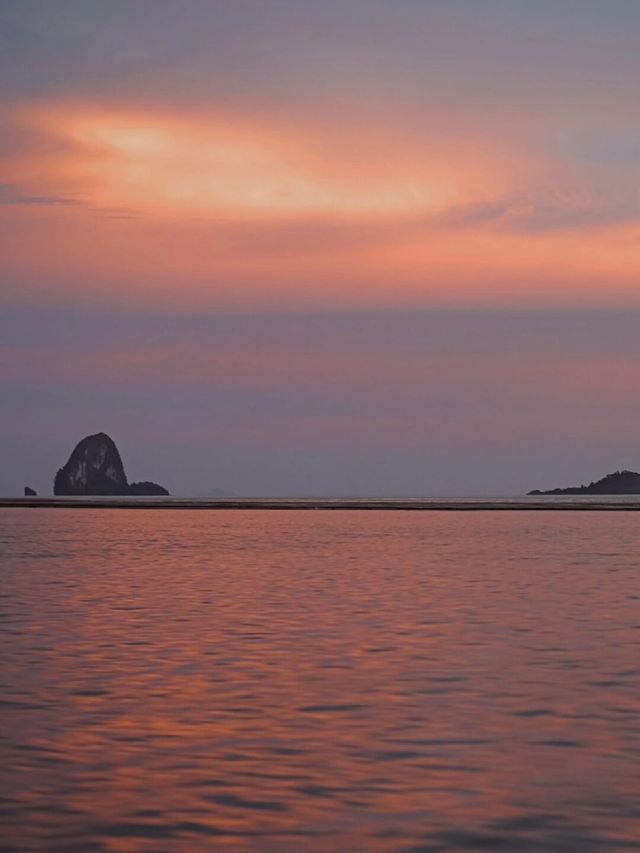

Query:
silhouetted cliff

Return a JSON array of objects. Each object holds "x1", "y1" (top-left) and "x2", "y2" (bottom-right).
[
  {"x1": 54, "y1": 433, "x2": 168, "y2": 496},
  {"x1": 529, "y1": 469, "x2": 640, "y2": 495},
  {"x1": 24, "y1": 486, "x2": 37, "y2": 496}
]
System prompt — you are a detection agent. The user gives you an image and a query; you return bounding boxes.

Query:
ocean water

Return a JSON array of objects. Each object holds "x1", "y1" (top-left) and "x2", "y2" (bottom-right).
[{"x1": 1, "y1": 509, "x2": 639, "y2": 852}]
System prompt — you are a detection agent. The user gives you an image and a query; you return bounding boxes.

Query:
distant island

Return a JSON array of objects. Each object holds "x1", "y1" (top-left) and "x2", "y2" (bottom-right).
[
  {"x1": 54, "y1": 432, "x2": 169, "y2": 496},
  {"x1": 529, "y1": 469, "x2": 640, "y2": 496}
]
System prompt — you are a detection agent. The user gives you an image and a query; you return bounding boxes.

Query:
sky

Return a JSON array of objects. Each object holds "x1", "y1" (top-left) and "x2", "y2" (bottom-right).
[{"x1": 1, "y1": 0, "x2": 640, "y2": 495}]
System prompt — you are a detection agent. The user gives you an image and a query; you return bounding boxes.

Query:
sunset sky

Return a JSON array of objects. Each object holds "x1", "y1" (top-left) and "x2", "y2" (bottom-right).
[{"x1": 2, "y1": 0, "x2": 640, "y2": 495}]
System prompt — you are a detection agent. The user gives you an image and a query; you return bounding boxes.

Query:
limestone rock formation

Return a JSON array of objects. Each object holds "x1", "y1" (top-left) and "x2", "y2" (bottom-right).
[
  {"x1": 24, "y1": 486, "x2": 37, "y2": 496},
  {"x1": 53, "y1": 433, "x2": 169, "y2": 496},
  {"x1": 529, "y1": 469, "x2": 640, "y2": 496},
  {"x1": 54, "y1": 433, "x2": 127, "y2": 496}
]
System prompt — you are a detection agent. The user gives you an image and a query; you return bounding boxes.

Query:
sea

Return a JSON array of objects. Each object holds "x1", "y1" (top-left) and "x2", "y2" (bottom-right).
[{"x1": 1, "y1": 507, "x2": 640, "y2": 851}]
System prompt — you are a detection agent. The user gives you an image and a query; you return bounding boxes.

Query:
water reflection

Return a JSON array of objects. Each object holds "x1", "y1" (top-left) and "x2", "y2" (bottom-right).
[{"x1": 1, "y1": 509, "x2": 640, "y2": 851}]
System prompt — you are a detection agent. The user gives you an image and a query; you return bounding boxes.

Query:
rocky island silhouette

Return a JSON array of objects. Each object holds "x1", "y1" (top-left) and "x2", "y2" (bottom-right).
[
  {"x1": 14, "y1": 435, "x2": 640, "y2": 502},
  {"x1": 54, "y1": 433, "x2": 168, "y2": 496},
  {"x1": 529, "y1": 469, "x2": 640, "y2": 495}
]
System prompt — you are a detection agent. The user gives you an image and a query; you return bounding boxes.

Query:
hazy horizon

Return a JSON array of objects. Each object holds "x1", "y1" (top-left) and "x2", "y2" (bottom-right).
[{"x1": 4, "y1": 305, "x2": 640, "y2": 498}]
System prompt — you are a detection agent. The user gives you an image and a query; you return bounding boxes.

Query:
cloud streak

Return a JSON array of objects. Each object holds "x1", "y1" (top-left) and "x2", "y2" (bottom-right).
[{"x1": 0, "y1": 182, "x2": 80, "y2": 206}]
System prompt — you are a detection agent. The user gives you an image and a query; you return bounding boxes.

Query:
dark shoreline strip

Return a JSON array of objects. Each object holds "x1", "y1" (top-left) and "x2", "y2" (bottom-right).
[{"x1": 2, "y1": 498, "x2": 640, "y2": 511}]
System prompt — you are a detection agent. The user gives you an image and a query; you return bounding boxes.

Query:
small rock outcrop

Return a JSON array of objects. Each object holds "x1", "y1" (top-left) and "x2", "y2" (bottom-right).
[
  {"x1": 24, "y1": 486, "x2": 37, "y2": 496},
  {"x1": 529, "y1": 469, "x2": 640, "y2": 496},
  {"x1": 53, "y1": 433, "x2": 169, "y2": 496},
  {"x1": 128, "y1": 481, "x2": 170, "y2": 496}
]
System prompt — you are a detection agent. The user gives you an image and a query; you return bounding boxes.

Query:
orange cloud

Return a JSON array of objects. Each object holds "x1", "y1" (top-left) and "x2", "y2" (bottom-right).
[
  {"x1": 2, "y1": 101, "x2": 640, "y2": 311},
  {"x1": 14, "y1": 103, "x2": 499, "y2": 221}
]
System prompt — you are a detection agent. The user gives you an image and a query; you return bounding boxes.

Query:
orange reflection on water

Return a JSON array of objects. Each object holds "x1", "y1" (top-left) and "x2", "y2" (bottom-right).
[{"x1": 2, "y1": 509, "x2": 640, "y2": 851}]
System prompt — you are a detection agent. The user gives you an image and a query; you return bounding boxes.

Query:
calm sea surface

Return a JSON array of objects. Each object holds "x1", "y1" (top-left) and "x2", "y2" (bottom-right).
[{"x1": 1, "y1": 509, "x2": 640, "y2": 852}]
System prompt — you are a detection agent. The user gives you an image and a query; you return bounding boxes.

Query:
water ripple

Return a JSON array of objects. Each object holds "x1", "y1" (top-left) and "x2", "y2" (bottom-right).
[{"x1": 2, "y1": 508, "x2": 640, "y2": 851}]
